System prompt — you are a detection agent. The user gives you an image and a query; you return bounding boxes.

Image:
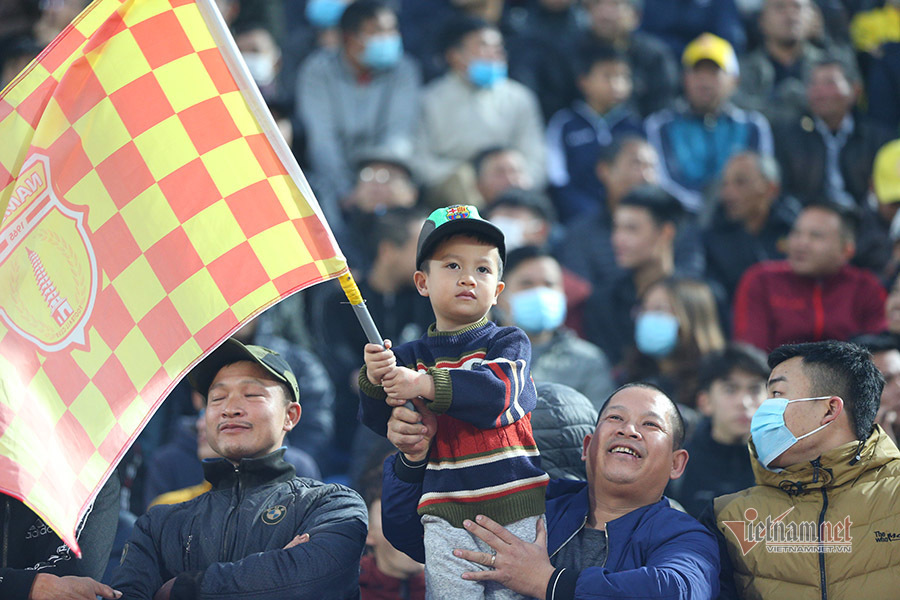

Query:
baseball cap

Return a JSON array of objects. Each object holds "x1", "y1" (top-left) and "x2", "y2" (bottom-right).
[
  {"x1": 874, "y1": 140, "x2": 900, "y2": 204},
  {"x1": 682, "y1": 33, "x2": 739, "y2": 76},
  {"x1": 188, "y1": 338, "x2": 300, "y2": 403},
  {"x1": 415, "y1": 204, "x2": 506, "y2": 270}
]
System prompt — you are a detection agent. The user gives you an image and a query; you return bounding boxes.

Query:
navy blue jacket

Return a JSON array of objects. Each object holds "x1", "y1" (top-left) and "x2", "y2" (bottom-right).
[
  {"x1": 381, "y1": 454, "x2": 719, "y2": 600},
  {"x1": 546, "y1": 102, "x2": 644, "y2": 223}
]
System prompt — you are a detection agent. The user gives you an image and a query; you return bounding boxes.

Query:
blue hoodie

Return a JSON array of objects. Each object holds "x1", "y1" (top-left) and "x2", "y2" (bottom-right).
[{"x1": 382, "y1": 453, "x2": 719, "y2": 600}]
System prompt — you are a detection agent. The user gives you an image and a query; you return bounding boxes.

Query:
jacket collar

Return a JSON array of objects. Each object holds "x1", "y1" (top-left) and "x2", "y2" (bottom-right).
[
  {"x1": 545, "y1": 479, "x2": 668, "y2": 552},
  {"x1": 202, "y1": 447, "x2": 296, "y2": 490},
  {"x1": 748, "y1": 426, "x2": 900, "y2": 494}
]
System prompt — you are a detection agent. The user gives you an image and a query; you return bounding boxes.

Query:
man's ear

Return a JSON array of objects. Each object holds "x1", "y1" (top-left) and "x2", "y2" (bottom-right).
[
  {"x1": 669, "y1": 448, "x2": 689, "y2": 480},
  {"x1": 822, "y1": 396, "x2": 844, "y2": 426},
  {"x1": 284, "y1": 403, "x2": 302, "y2": 432},
  {"x1": 413, "y1": 270, "x2": 429, "y2": 297},
  {"x1": 842, "y1": 239, "x2": 856, "y2": 262},
  {"x1": 581, "y1": 433, "x2": 592, "y2": 462}
]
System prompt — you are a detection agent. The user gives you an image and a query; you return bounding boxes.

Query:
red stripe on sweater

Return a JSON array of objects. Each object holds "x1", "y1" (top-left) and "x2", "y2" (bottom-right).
[
  {"x1": 414, "y1": 351, "x2": 487, "y2": 371},
  {"x1": 417, "y1": 479, "x2": 548, "y2": 508},
  {"x1": 487, "y1": 361, "x2": 511, "y2": 427},
  {"x1": 430, "y1": 415, "x2": 536, "y2": 462}
]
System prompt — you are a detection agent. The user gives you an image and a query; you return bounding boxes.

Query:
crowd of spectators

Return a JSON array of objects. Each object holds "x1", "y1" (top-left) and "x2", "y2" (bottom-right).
[{"x1": 5, "y1": 0, "x2": 900, "y2": 596}]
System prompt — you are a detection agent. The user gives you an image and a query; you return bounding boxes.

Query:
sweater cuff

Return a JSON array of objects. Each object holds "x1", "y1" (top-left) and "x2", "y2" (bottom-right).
[
  {"x1": 545, "y1": 567, "x2": 578, "y2": 600},
  {"x1": 170, "y1": 570, "x2": 204, "y2": 600},
  {"x1": 358, "y1": 366, "x2": 387, "y2": 400},
  {"x1": 0, "y1": 568, "x2": 37, "y2": 600},
  {"x1": 394, "y1": 452, "x2": 428, "y2": 483},
  {"x1": 426, "y1": 367, "x2": 452, "y2": 414}
]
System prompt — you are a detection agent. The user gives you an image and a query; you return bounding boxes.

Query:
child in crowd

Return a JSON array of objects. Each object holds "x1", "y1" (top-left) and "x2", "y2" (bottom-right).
[
  {"x1": 358, "y1": 205, "x2": 547, "y2": 599},
  {"x1": 546, "y1": 43, "x2": 643, "y2": 222}
]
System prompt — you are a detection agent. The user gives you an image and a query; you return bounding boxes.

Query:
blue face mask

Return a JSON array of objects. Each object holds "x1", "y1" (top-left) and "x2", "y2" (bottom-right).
[
  {"x1": 467, "y1": 59, "x2": 507, "y2": 88},
  {"x1": 305, "y1": 0, "x2": 346, "y2": 28},
  {"x1": 509, "y1": 287, "x2": 566, "y2": 334},
  {"x1": 634, "y1": 311, "x2": 679, "y2": 357},
  {"x1": 750, "y1": 396, "x2": 832, "y2": 470},
  {"x1": 362, "y1": 34, "x2": 403, "y2": 70}
]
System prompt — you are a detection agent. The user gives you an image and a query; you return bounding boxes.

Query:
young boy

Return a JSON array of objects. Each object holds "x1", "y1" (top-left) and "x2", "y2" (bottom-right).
[
  {"x1": 358, "y1": 205, "x2": 548, "y2": 599},
  {"x1": 546, "y1": 43, "x2": 643, "y2": 222},
  {"x1": 666, "y1": 342, "x2": 769, "y2": 517}
]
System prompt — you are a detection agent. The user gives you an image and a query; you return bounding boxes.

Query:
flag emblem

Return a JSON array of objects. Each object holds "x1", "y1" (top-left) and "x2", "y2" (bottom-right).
[
  {"x1": 0, "y1": 154, "x2": 98, "y2": 352},
  {"x1": 445, "y1": 205, "x2": 470, "y2": 220}
]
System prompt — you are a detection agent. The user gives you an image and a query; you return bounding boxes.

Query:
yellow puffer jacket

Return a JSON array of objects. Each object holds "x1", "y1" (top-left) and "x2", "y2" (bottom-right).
[{"x1": 708, "y1": 426, "x2": 900, "y2": 599}]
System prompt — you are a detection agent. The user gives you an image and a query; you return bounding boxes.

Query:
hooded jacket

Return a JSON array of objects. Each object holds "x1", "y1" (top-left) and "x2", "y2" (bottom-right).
[
  {"x1": 704, "y1": 426, "x2": 900, "y2": 599},
  {"x1": 112, "y1": 449, "x2": 367, "y2": 600}
]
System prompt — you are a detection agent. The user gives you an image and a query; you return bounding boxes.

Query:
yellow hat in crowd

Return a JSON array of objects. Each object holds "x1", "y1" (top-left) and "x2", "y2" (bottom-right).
[
  {"x1": 682, "y1": 33, "x2": 739, "y2": 77},
  {"x1": 874, "y1": 140, "x2": 900, "y2": 204}
]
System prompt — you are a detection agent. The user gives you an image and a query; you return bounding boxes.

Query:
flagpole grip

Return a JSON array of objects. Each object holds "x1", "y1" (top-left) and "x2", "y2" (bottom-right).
[{"x1": 339, "y1": 272, "x2": 416, "y2": 412}]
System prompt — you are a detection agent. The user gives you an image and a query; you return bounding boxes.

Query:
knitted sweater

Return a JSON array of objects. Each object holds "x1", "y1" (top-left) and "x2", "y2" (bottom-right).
[{"x1": 359, "y1": 318, "x2": 548, "y2": 527}]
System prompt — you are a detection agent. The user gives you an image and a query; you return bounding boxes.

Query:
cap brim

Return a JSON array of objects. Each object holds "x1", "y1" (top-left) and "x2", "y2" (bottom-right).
[
  {"x1": 187, "y1": 339, "x2": 297, "y2": 402},
  {"x1": 416, "y1": 218, "x2": 506, "y2": 269}
]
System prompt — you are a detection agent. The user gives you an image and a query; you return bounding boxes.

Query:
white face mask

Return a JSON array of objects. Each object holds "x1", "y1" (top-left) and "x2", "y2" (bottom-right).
[
  {"x1": 750, "y1": 396, "x2": 833, "y2": 470},
  {"x1": 242, "y1": 52, "x2": 276, "y2": 87}
]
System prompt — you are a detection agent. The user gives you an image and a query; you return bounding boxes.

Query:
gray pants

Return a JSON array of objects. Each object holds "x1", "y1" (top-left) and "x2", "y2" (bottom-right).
[{"x1": 421, "y1": 513, "x2": 541, "y2": 600}]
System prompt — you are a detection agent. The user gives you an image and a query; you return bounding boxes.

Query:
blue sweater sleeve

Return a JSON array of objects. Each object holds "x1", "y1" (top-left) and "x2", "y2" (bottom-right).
[
  {"x1": 429, "y1": 327, "x2": 538, "y2": 429},
  {"x1": 552, "y1": 523, "x2": 720, "y2": 600}
]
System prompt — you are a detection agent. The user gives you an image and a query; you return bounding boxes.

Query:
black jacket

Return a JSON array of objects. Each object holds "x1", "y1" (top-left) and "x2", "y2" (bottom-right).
[
  {"x1": 112, "y1": 449, "x2": 367, "y2": 600},
  {"x1": 702, "y1": 195, "x2": 800, "y2": 302},
  {"x1": 0, "y1": 473, "x2": 119, "y2": 599},
  {"x1": 772, "y1": 110, "x2": 894, "y2": 206}
]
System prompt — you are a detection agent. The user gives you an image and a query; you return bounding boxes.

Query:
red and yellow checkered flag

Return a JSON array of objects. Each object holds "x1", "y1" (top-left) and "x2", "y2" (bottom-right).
[{"x1": 0, "y1": 0, "x2": 351, "y2": 555}]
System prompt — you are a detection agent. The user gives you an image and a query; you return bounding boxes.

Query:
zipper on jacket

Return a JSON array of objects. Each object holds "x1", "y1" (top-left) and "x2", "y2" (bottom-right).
[
  {"x1": 2, "y1": 497, "x2": 9, "y2": 568},
  {"x1": 816, "y1": 461, "x2": 828, "y2": 600},
  {"x1": 549, "y1": 515, "x2": 587, "y2": 560},
  {"x1": 220, "y1": 465, "x2": 243, "y2": 561},
  {"x1": 183, "y1": 533, "x2": 193, "y2": 569}
]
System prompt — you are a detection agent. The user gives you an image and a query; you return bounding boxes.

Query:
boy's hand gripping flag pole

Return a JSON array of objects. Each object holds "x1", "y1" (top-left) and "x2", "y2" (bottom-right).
[{"x1": 338, "y1": 272, "x2": 416, "y2": 411}]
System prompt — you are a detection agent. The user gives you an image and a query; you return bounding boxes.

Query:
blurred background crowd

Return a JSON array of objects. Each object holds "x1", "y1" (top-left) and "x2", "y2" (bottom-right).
[{"x1": 4, "y1": 0, "x2": 900, "y2": 580}]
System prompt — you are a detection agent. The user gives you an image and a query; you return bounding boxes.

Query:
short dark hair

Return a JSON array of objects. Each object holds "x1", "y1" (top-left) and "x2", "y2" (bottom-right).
[
  {"x1": 849, "y1": 332, "x2": 900, "y2": 355},
  {"x1": 485, "y1": 188, "x2": 557, "y2": 224},
  {"x1": 808, "y1": 55, "x2": 861, "y2": 86},
  {"x1": 597, "y1": 382, "x2": 686, "y2": 450},
  {"x1": 596, "y1": 134, "x2": 649, "y2": 167},
  {"x1": 371, "y1": 207, "x2": 427, "y2": 252},
  {"x1": 577, "y1": 42, "x2": 628, "y2": 77},
  {"x1": 768, "y1": 341, "x2": 884, "y2": 441},
  {"x1": 800, "y1": 200, "x2": 859, "y2": 242},
  {"x1": 472, "y1": 146, "x2": 510, "y2": 176},
  {"x1": 697, "y1": 343, "x2": 769, "y2": 392},
  {"x1": 504, "y1": 245, "x2": 555, "y2": 276},
  {"x1": 440, "y1": 16, "x2": 493, "y2": 54},
  {"x1": 618, "y1": 185, "x2": 684, "y2": 227},
  {"x1": 339, "y1": 0, "x2": 391, "y2": 34}
]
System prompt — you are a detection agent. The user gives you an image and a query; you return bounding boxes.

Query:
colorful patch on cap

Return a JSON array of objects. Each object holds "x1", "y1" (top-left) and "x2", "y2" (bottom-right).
[
  {"x1": 262, "y1": 505, "x2": 286, "y2": 525},
  {"x1": 446, "y1": 205, "x2": 471, "y2": 220}
]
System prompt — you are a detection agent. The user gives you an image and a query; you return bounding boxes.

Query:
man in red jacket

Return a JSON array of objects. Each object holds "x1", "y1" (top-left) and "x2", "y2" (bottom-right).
[{"x1": 733, "y1": 201, "x2": 886, "y2": 352}]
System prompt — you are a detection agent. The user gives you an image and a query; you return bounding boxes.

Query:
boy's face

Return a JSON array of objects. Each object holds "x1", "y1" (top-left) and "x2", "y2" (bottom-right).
[
  {"x1": 579, "y1": 60, "x2": 632, "y2": 113},
  {"x1": 698, "y1": 368, "x2": 766, "y2": 445},
  {"x1": 414, "y1": 235, "x2": 504, "y2": 331}
]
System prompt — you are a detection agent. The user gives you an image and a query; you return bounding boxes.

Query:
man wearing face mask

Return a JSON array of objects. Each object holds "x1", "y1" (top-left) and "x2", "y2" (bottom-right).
[
  {"x1": 701, "y1": 340, "x2": 900, "y2": 599},
  {"x1": 296, "y1": 0, "x2": 420, "y2": 212},
  {"x1": 411, "y1": 16, "x2": 546, "y2": 190},
  {"x1": 493, "y1": 246, "x2": 614, "y2": 408}
]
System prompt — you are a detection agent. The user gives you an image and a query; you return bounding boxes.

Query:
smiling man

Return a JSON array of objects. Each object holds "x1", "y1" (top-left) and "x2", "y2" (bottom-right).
[
  {"x1": 112, "y1": 339, "x2": 367, "y2": 600},
  {"x1": 378, "y1": 383, "x2": 720, "y2": 599},
  {"x1": 733, "y1": 201, "x2": 886, "y2": 352}
]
